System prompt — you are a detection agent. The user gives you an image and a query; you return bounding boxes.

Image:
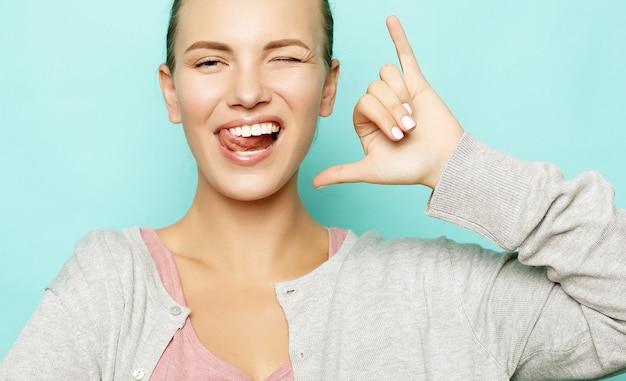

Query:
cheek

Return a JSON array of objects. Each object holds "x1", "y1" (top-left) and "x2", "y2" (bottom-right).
[
  {"x1": 276, "y1": 73, "x2": 325, "y2": 161},
  {"x1": 175, "y1": 75, "x2": 227, "y2": 165},
  {"x1": 272, "y1": 69, "x2": 325, "y2": 116},
  {"x1": 176, "y1": 75, "x2": 224, "y2": 124}
]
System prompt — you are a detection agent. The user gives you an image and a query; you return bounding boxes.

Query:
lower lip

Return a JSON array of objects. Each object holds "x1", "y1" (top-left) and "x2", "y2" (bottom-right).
[{"x1": 217, "y1": 134, "x2": 279, "y2": 166}]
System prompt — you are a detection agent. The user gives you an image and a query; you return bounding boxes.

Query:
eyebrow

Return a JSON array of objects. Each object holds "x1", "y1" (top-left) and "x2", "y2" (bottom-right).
[
  {"x1": 184, "y1": 41, "x2": 231, "y2": 54},
  {"x1": 184, "y1": 39, "x2": 311, "y2": 54},
  {"x1": 264, "y1": 39, "x2": 311, "y2": 51}
]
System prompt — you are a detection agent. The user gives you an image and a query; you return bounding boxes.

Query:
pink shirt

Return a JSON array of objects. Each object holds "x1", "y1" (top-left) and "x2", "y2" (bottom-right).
[{"x1": 142, "y1": 228, "x2": 348, "y2": 381}]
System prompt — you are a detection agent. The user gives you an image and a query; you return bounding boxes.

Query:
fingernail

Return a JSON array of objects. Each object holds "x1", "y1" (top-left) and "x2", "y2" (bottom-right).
[
  {"x1": 391, "y1": 126, "x2": 404, "y2": 140},
  {"x1": 403, "y1": 102, "x2": 413, "y2": 115},
  {"x1": 402, "y1": 115, "x2": 416, "y2": 130}
]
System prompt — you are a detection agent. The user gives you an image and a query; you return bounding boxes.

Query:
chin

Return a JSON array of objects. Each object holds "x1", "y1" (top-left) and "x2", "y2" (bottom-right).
[{"x1": 213, "y1": 176, "x2": 293, "y2": 203}]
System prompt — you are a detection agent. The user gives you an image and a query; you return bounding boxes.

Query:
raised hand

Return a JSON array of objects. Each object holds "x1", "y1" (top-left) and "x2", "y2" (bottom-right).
[{"x1": 313, "y1": 15, "x2": 464, "y2": 190}]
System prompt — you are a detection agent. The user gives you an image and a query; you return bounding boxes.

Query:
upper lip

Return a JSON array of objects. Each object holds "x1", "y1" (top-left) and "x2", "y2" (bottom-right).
[{"x1": 215, "y1": 115, "x2": 284, "y2": 134}]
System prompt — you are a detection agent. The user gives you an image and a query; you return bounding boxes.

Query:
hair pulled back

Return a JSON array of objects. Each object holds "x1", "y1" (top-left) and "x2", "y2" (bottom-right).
[{"x1": 165, "y1": 0, "x2": 334, "y2": 72}]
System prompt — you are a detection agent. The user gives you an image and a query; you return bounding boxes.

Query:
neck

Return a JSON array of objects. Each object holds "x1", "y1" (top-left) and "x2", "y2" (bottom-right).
[{"x1": 159, "y1": 173, "x2": 328, "y2": 281}]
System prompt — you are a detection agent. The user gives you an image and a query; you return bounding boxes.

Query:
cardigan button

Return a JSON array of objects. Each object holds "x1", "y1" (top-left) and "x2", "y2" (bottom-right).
[
  {"x1": 132, "y1": 369, "x2": 145, "y2": 380},
  {"x1": 170, "y1": 306, "x2": 182, "y2": 316}
]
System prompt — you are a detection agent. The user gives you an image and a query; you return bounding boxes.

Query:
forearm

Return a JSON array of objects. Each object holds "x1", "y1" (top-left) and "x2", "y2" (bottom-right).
[{"x1": 427, "y1": 132, "x2": 626, "y2": 319}]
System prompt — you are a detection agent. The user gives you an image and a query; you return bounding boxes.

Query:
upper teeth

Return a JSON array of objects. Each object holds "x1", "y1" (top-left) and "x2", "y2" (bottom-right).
[{"x1": 229, "y1": 123, "x2": 280, "y2": 137}]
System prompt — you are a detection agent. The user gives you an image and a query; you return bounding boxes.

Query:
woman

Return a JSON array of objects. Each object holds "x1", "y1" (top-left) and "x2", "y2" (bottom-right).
[{"x1": 1, "y1": 0, "x2": 625, "y2": 380}]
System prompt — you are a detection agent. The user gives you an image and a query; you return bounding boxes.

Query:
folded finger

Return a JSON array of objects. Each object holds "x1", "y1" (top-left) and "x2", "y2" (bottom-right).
[
  {"x1": 355, "y1": 93, "x2": 410, "y2": 141},
  {"x1": 366, "y1": 79, "x2": 416, "y2": 133},
  {"x1": 380, "y1": 63, "x2": 412, "y2": 108}
]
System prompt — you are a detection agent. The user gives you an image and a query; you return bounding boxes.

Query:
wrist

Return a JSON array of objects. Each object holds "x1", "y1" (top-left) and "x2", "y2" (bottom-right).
[{"x1": 423, "y1": 128, "x2": 465, "y2": 190}]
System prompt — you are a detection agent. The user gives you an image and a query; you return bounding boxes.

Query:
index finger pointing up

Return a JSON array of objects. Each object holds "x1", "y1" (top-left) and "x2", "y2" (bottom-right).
[{"x1": 386, "y1": 15, "x2": 422, "y2": 78}]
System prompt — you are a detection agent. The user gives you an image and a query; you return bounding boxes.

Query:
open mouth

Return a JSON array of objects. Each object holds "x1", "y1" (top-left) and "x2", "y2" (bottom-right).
[{"x1": 218, "y1": 122, "x2": 281, "y2": 153}]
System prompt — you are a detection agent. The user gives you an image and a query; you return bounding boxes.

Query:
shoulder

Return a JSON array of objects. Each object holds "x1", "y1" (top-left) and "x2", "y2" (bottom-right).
[
  {"x1": 341, "y1": 231, "x2": 554, "y2": 355},
  {"x1": 74, "y1": 227, "x2": 144, "y2": 261},
  {"x1": 50, "y1": 227, "x2": 158, "y2": 298},
  {"x1": 337, "y1": 231, "x2": 468, "y2": 292},
  {"x1": 346, "y1": 230, "x2": 505, "y2": 270},
  {"x1": 343, "y1": 231, "x2": 549, "y2": 297}
]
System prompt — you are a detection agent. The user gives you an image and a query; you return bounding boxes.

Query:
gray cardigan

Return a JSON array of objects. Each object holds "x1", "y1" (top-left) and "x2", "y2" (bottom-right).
[{"x1": 1, "y1": 133, "x2": 625, "y2": 380}]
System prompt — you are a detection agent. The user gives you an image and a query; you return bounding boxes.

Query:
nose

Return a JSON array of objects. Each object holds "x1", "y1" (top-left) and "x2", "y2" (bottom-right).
[{"x1": 229, "y1": 63, "x2": 271, "y2": 109}]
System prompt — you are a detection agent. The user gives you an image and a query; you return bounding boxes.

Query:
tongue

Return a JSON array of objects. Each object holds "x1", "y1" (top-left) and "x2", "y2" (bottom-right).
[{"x1": 219, "y1": 129, "x2": 275, "y2": 152}]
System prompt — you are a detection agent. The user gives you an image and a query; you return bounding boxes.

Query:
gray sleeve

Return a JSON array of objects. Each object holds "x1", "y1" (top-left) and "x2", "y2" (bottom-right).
[
  {"x1": 427, "y1": 132, "x2": 626, "y2": 379},
  {"x1": 0, "y1": 256, "x2": 102, "y2": 380}
]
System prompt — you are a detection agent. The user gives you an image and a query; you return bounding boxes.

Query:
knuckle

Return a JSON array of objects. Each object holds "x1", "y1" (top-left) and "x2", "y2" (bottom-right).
[
  {"x1": 366, "y1": 80, "x2": 384, "y2": 95},
  {"x1": 379, "y1": 63, "x2": 398, "y2": 78},
  {"x1": 356, "y1": 94, "x2": 372, "y2": 108},
  {"x1": 331, "y1": 165, "x2": 346, "y2": 183},
  {"x1": 396, "y1": 104, "x2": 409, "y2": 116}
]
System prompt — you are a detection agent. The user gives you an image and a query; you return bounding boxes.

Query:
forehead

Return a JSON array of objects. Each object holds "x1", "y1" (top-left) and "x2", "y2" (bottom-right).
[{"x1": 176, "y1": 0, "x2": 322, "y2": 50}]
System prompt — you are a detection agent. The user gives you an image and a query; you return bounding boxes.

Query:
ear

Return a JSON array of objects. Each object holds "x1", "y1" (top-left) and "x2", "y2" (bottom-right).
[
  {"x1": 158, "y1": 64, "x2": 182, "y2": 124},
  {"x1": 319, "y1": 59, "x2": 340, "y2": 117}
]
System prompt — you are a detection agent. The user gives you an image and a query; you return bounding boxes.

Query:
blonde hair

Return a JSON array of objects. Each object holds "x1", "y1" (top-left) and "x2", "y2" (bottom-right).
[{"x1": 164, "y1": 0, "x2": 334, "y2": 72}]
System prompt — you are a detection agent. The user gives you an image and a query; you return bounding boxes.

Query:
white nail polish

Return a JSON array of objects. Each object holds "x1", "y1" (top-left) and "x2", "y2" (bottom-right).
[
  {"x1": 391, "y1": 126, "x2": 404, "y2": 140},
  {"x1": 402, "y1": 115, "x2": 416, "y2": 130},
  {"x1": 403, "y1": 103, "x2": 413, "y2": 115}
]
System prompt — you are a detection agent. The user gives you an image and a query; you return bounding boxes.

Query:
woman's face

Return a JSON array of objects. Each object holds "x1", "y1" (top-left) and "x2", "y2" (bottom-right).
[{"x1": 160, "y1": 0, "x2": 339, "y2": 201}]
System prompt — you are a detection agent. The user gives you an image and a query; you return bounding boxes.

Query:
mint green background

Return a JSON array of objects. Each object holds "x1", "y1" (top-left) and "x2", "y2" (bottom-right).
[{"x1": 1, "y1": 0, "x2": 625, "y2": 377}]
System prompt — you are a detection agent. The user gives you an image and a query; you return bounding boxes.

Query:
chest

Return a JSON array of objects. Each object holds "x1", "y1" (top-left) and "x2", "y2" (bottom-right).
[{"x1": 181, "y1": 272, "x2": 290, "y2": 381}]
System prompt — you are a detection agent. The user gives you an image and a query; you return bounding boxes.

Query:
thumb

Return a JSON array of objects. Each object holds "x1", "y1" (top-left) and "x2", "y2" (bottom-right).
[{"x1": 312, "y1": 161, "x2": 370, "y2": 189}]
